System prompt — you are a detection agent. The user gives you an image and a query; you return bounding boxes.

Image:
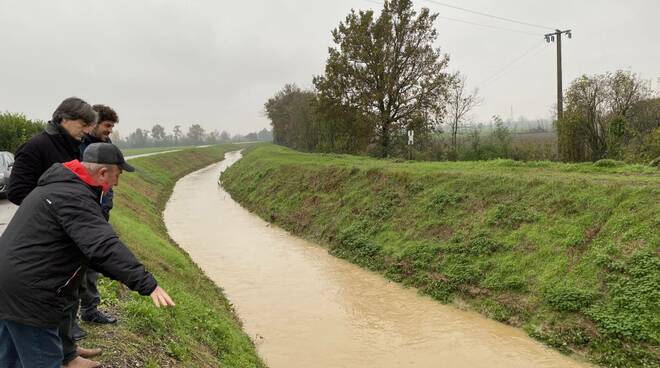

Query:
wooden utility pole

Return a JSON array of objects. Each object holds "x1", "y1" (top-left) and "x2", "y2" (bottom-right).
[{"x1": 545, "y1": 29, "x2": 571, "y2": 120}]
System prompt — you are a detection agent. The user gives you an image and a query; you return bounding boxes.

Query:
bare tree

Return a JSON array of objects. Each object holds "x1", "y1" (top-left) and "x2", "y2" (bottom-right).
[
  {"x1": 607, "y1": 70, "x2": 651, "y2": 117},
  {"x1": 446, "y1": 73, "x2": 480, "y2": 159},
  {"x1": 173, "y1": 125, "x2": 183, "y2": 144}
]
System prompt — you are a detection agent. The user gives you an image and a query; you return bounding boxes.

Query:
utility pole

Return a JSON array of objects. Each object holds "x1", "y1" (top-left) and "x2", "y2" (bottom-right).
[{"x1": 545, "y1": 29, "x2": 571, "y2": 120}]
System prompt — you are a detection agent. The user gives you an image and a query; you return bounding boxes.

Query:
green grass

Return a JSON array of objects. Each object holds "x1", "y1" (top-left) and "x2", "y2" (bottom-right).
[
  {"x1": 83, "y1": 144, "x2": 266, "y2": 368},
  {"x1": 221, "y1": 144, "x2": 659, "y2": 368}
]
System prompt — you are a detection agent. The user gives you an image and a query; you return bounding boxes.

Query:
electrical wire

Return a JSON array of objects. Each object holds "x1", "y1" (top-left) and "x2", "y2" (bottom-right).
[
  {"x1": 423, "y1": 0, "x2": 556, "y2": 31},
  {"x1": 434, "y1": 14, "x2": 539, "y2": 36},
  {"x1": 359, "y1": 0, "x2": 553, "y2": 90},
  {"x1": 362, "y1": 0, "x2": 540, "y2": 36},
  {"x1": 475, "y1": 41, "x2": 548, "y2": 89}
]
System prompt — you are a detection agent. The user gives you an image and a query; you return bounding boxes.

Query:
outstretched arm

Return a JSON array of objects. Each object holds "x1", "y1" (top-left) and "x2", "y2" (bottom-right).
[{"x1": 54, "y1": 196, "x2": 174, "y2": 307}]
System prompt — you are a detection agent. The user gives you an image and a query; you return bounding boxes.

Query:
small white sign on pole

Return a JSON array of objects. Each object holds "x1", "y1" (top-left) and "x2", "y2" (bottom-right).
[{"x1": 408, "y1": 130, "x2": 414, "y2": 145}]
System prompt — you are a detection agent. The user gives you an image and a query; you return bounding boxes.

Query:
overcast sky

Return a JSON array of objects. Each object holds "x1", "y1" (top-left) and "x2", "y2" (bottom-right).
[{"x1": 0, "y1": 0, "x2": 658, "y2": 136}]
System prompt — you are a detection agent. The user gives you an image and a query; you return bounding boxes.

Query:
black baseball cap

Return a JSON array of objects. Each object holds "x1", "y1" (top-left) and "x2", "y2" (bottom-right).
[{"x1": 83, "y1": 143, "x2": 135, "y2": 172}]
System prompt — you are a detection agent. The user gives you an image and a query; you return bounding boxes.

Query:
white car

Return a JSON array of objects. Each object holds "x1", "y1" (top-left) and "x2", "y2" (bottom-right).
[{"x1": 0, "y1": 152, "x2": 14, "y2": 198}]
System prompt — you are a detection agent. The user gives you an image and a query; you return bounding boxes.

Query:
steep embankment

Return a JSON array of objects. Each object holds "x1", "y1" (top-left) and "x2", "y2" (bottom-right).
[
  {"x1": 84, "y1": 145, "x2": 265, "y2": 367},
  {"x1": 221, "y1": 144, "x2": 659, "y2": 368}
]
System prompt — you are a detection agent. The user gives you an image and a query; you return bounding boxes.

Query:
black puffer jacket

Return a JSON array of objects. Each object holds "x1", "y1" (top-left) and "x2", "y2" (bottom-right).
[
  {"x1": 0, "y1": 161, "x2": 157, "y2": 328},
  {"x1": 8, "y1": 121, "x2": 82, "y2": 205}
]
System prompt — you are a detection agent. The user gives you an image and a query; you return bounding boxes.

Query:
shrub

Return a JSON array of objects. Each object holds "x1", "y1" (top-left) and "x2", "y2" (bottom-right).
[
  {"x1": 544, "y1": 285, "x2": 594, "y2": 312},
  {"x1": 587, "y1": 251, "x2": 660, "y2": 343},
  {"x1": 0, "y1": 112, "x2": 44, "y2": 152},
  {"x1": 332, "y1": 221, "x2": 382, "y2": 267},
  {"x1": 486, "y1": 203, "x2": 539, "y2": 229},
  {"x1": 426, "y1": 190, "x2": 462, "y2": 212}
]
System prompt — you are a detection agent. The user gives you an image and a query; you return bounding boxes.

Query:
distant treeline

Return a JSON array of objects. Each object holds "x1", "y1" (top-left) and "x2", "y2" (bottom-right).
[
  {"x1": 111, "y1": 125, "x2": 272, "y2": 148},
  {"x1": 0, "y1": 112, "x2": 272, "y2": 152},
  {"x1": 266, "y1": 85, "x2": 561, "y2": 161},
  {"x1": 264, "y1": 0, "x2": 659, "y2": 164}
]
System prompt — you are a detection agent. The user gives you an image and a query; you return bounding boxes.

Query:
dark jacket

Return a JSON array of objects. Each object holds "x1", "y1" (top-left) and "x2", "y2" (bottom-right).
[
  {"x1": 80, "y1": 134, "x2": 114, "y2": 220},
  {"x1": 79, "y1": 133, "x2": 111, "y2": 154},
  {"x1": 0, "y1": 161, "x2": 157, "y2": 328},
  {"x1": 7, "y1": 121, "x2": 82, "y2": 205}
]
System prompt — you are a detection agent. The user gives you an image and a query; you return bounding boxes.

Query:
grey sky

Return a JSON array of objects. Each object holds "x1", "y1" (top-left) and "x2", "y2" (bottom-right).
[{"x1": 0, "y1": 0, "x2": 658, "y2": 136}]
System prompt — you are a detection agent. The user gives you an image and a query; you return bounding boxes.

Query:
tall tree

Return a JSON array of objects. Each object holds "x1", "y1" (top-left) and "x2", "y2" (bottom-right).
[
  {"x1": 207, "y1": 130, "x2": 220, "y2": 144},
  {"x1": 219, "y1": 130, "x2": 231, "y2": 143},
  {"x1": 257, "y1": 128, "x2": 273, "y2": 141},
  {"x1": 187, "y1": 124, "x2": 205, "y2": 145},
  {"x1": 446, "y1": 73, "x2": 480, "y2": 159},
  {"x1": 265, "y1": 84, "x2": 318, "y2": 151},
  {"x1": 127, "y1": 128, "x2": 149, "y2": 147},
  {"x1": 491, "y1": 115, "x2": 511, "y2": 156},
  {"x1": 151, "y1": 124, "x2": 166, "y2": 142},
  {"x1": 173, "y1": 125, "x2": 183, "y2": 144},
  {"x1": 314, "y1": 0, "x2": 451, "y2": 157}
]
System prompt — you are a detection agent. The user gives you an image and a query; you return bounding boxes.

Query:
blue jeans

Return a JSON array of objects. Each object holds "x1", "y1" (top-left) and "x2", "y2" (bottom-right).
[{"x1": 0, "y1": 319, "x2": 63, "y2": 368}]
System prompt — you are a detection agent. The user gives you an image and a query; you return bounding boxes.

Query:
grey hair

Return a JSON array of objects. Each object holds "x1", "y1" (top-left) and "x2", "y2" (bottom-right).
[
  {"x1": 81, "y1": 162, "x2": 115, "y2": 173},
  {"x1": 52, "y1": 97, "x2": 98, "y2": 125}
]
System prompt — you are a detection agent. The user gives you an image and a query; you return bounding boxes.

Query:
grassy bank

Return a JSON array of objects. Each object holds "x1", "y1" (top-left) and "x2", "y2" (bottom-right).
[
  {"x1": 83, "y1": 145, "x2": 265, "y2": 367},
  {"x1": 221, "y1": 144, "x2": 659, "y2": 368},
  {"x1": 121, "y1": 146, "x2": 193, "y2": 156}
]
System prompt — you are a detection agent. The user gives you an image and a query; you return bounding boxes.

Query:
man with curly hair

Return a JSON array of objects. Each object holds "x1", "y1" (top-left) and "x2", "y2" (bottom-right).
[{"x1": 74, "y1": 105, "x2": 120, "y2": 336}]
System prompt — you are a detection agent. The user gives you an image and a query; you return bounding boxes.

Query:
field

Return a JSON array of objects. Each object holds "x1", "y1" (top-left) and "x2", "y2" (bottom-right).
[{"x1": 435, "y1": 130, "x2": 558, "y2": 161}]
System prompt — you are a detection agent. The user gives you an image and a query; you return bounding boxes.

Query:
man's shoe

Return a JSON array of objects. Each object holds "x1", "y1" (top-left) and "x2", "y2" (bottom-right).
[
  {"x1": 72, "y1": 323, "x2": 87, "y2": 341},
  {"x1": 81, "y1": 310, "x2": 117, "y2": 324},
  {"x1": 76, "y1": 346, "x2": 102, "y2": 358},
  {"x1": 63, "y1": 356, "x2": 101, "y2": 368}
]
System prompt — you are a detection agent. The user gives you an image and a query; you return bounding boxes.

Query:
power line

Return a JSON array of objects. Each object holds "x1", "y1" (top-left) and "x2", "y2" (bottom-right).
[
  {"x1": 476, "y1": 41, "x2": 546, "y2": 89},
  {"x1": 435, "y1": 14, "x2": 538, "y2": 36},
  {"x1": 478, "y1": 43, "x2": 546, "y2": 89},
  {"x1": 423, "y1": 0, "x2": 555, "y2": 31},
  {"x1": 360, "y1": 0, "x2": 554, "y2": 91},
  {"x1": 363, "y1": 0, "x2": 539, "y2": 36}
]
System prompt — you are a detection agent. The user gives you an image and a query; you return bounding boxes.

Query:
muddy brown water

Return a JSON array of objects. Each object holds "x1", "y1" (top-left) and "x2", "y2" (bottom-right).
[{"x1": 164, "y1": 151, "x2": 591, "y2": 368}]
